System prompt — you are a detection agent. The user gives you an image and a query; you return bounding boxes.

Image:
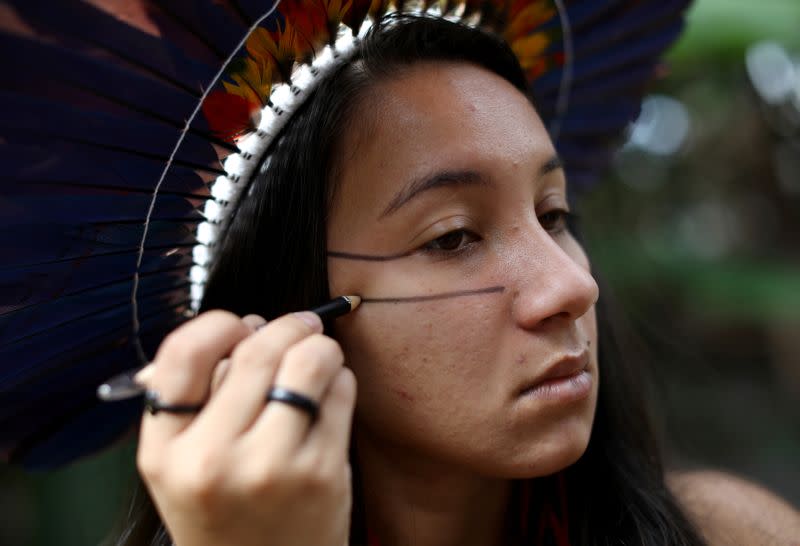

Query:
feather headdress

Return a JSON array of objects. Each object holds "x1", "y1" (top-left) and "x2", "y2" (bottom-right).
[{"x1": 0, "y1": 0, "x2": 690, "y2": 467}]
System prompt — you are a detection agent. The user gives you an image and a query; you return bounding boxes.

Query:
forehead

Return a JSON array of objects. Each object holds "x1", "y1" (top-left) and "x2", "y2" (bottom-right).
[{"x1": 330, "y1": 61, "x2": 555, "y2": 216}]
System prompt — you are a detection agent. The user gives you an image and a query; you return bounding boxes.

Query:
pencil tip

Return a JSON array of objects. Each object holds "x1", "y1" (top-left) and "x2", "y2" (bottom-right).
[{"x1": 347, "y1": 295, "x2": 362, "y2": 310}]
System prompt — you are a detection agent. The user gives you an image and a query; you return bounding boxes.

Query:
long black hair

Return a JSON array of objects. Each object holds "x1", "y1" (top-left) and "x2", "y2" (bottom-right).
[{"x1": 115, "y1": 14, "x2": 706, "y2": 546}]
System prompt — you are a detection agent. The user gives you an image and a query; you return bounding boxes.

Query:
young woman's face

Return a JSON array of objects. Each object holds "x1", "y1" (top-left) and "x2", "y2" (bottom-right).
[{"x1": 326, "y1": 61, "x2": 599, "y2": 478}]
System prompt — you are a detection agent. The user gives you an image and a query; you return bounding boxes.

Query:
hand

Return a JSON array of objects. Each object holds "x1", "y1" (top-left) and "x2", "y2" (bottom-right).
[{"x1": 136, "y1": 310, "x2": 356, "y2": 546}]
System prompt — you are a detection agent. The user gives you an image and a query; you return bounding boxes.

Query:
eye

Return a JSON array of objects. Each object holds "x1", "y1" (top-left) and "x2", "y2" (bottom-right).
[
  {"x1": 539, "y1": 209, "x2": 577, "y2": 234},
  {"x1": 422, "y1": 229, "x2": 480, "y2": 254}
]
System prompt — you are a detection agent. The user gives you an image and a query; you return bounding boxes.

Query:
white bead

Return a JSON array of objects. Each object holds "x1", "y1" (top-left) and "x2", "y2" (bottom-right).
[
  {"x1": 237, "y1": 131, "x2": 263, "y2": 155},
  {"x1": 312, "y1": 46, "x2": 335, "y2": 70},
  {"x1": 196, "y1": 221, "x2": 218, "y2": 245},
  {"x1": 357, "y1": 18, "x2": 374, "y2": 38},
  {"x1": 334, "y1": 28, "x2": 355, "y2": 55},
  {"x1": 210, "y1": 176, "x2": 234, "y2": 201},
  {"x1": 257, "y1": 106, "x2": 278, "y2": 133},
  {"x1": 270, "y1": 83, "x2": 295, "y2": 111},
  {"x1": 224, "y1": 153, "x2": 246, "y2": 176},
  {"x1": 190, "y1": 265, "x2": 208, "y2": 284},
  {"x1": 191, "y1": 283, "x2": 205, "y2": 305},
  {"x1": 292, "y1": 64, "x2": 315, "y2": 90},
  {"x1": 203, "y1": 199, "x2": 222, "y2": 222},
  {"x1": 193, "y1": 244, "x2": 211, "y2": 266},
  {"x1": 426, "y1": 4, "x2": 442, "y2": 16}
]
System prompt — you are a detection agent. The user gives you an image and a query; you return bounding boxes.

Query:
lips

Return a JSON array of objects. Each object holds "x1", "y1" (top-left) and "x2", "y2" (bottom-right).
[{"x1": 517, "y1": 350, "x2": 590, "y2": 396}]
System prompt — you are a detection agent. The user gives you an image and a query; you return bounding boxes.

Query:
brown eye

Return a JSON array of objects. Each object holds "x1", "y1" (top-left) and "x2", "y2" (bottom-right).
[
  {"x1": 539, "y1": 209, "x2": 574, "y2": 233},
  {"x1": 424, "y1": 229, "x2": 478, "y2": 252}
]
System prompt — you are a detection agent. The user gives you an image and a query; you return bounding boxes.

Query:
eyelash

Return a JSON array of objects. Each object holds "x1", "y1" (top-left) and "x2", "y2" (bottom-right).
[
  {"x1": 539, "y1": 208, "x2": 577, "y2": 234},
  {"x1": 421, "y1": 229, "x2": 480, "y2": 258},
  {"x1": 419, "y1": 209, "x2": 577, "y2": 258}
]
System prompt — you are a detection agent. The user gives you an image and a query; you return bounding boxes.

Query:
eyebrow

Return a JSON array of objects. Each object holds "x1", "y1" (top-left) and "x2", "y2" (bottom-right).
[
  {"x1": 379, "y1": 154, "x2": 564, "y2": 219},
  {"x1": 379, "y1": 169, "x2": 486, "y2": 218}
]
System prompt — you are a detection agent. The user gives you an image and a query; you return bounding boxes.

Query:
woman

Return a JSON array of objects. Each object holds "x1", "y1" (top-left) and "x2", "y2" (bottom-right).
[
  {"x1": 1, "y1": 2, "x2": 797, "y2": 545},
  {"x1": 122, "y1": 13, "x2": 799, "y2": 546}
]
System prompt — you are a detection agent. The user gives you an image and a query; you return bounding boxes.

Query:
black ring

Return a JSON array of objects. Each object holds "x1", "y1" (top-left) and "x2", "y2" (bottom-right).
[
  {"x1": 266, "y1": 387, "x2": 319, "y2": 421},
  {"x1": 143, "y1": 390, "x2": 204, "y2": 415}
]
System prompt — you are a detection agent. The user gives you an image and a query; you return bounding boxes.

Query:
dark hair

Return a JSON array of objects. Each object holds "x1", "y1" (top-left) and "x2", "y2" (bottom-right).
[{"x1": 115, "y1": 14, "x2": 706, "y2": 546}]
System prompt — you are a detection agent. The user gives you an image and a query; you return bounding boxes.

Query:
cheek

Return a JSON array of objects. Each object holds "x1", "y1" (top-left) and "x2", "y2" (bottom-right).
[
  {"x1": 327, "y1": 253, "x2": 505, "y2": 409},
  {"x1": 332, "y1": 291, "x2": 506, "y2": 442},
  {"x1": 338, "y1": 297, "x2": 497, "y2": 401}
]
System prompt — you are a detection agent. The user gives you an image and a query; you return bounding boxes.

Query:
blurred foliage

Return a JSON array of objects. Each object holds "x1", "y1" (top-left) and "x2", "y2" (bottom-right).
[
  {"x1": 579, "y1": 0, "x2": 800, "y2": 509},
  {"x1": 669, "y1": 0, "x2": 800, "y2": 64},
  {"x1": 0, "y1": 439, "x2": 137, "y2": 545}
]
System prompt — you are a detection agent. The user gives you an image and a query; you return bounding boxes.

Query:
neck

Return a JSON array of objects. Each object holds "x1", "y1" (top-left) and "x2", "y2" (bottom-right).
[{"x1": 354, "y1": 428, "x2": 515, "y2": 546}]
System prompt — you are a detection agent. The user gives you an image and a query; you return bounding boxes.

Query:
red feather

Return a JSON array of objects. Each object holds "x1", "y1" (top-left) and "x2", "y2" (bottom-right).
[{"x1": 202, "y1": 90, "x2": 256, "y2": 143}]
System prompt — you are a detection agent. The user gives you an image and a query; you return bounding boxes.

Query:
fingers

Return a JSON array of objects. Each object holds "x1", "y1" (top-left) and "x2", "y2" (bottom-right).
[
  {"x1": 245, "y1": 333, "x2": 345, "y2": 456},
  {"x1": 139, "y1": 307, "x2": 354, "y2": 483},
  {"x1": 208, "y1": 315, "x2": 267, "y2": 395},
  {"x1": 301, "y1": 367, "x2": 357, "y2": 469},
  {"x1": 241, "y1": 314, "x2": 268, "y2": 332},
  {"x1": 209, "y1": 358, "x2": 232, "y2": 395},
  {"x1": 139, "y1": 310, "x2": 252, "y2": 450},
  {"x1": 192, "y1": 312, "x2": 323, "y2": 439}
]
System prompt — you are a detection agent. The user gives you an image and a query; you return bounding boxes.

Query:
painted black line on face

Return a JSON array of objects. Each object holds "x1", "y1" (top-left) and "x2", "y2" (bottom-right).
[
  {"x1": 361, "y1": 286, "x2": 505, "y2": 304},
  {"x1": 327, "y1": 250, "x2": 414, "y2": 262}
]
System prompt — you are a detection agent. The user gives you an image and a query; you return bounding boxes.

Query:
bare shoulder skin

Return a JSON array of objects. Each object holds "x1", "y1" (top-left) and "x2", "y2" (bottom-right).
[{"x1": 667, "y1": 470, "x2": 800, "y2": 545}]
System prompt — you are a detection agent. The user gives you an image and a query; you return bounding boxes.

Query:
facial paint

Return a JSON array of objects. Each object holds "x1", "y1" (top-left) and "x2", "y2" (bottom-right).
[
  {"x1": 361, "y1": 286, "x2": 505, "y2": 304},
  {"x1": 328, "y1": 251, "x2": 505, "y2": 304},
  {"x1": 327, "y1": 250, "x2": 415, "y2": 261}
]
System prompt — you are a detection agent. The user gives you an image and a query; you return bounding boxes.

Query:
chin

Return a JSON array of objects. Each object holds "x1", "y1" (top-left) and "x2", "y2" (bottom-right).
[{"x1": 496, "y1": 413, "x2": 594, "y2": 479}]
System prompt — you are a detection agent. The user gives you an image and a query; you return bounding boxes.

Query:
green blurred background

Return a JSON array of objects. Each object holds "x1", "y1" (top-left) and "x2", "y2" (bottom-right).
[{"x1": 2, "y1": 0, "x2": 799, "y2": 543}]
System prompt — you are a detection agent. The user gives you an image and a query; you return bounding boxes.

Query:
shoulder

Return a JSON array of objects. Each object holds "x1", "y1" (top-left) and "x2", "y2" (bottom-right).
[{"x1": 666, "y1": 469, "x2": 800, "y2": 546}]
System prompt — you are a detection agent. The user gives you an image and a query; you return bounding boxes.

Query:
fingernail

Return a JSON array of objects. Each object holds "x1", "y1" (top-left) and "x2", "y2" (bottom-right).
[
  {"x1": 134, "y1": 364, "x2": 156, "y2": 385},
  {"x1": 293, "y1": 311, "x2": 322, "y2": 332},
  {"x1": 242, "y1": 314, "x2": 268, "y2": 332}
]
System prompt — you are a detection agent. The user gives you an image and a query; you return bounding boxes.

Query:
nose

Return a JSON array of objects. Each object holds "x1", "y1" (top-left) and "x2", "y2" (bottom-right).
[{"x1": 510, "y1": 227, "x2": 599, "y2": 330}]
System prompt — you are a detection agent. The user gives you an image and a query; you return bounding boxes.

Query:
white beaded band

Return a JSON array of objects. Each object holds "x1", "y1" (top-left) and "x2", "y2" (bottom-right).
[{"x1": 189, "y1": 25, "x2": 365, "y2": 313}]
